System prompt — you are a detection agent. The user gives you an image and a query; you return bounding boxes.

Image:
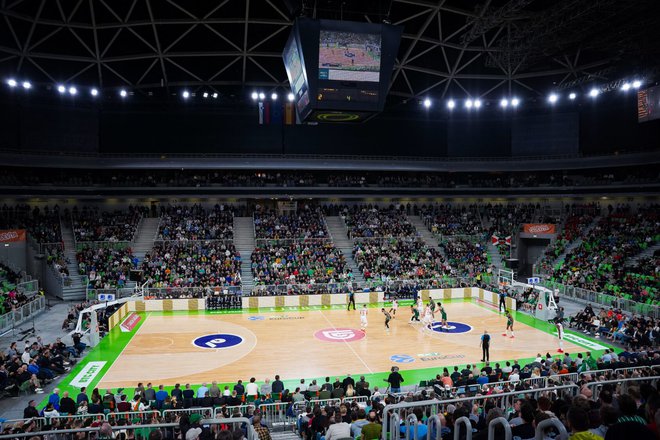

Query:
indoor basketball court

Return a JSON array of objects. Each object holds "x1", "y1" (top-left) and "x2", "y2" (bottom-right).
[{"x1": 91, "y1": 299, "x2": 598, "y2": 391}]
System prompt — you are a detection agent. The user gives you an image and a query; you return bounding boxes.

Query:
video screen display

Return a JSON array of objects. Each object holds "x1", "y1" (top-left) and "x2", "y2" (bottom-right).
[
  {"x1": 284, "y1": 36, "x2": 305, "y2": 95},
  {"x1": 638, "y1": 85, "x2": 660, "y2": 122},
  {"x1": 318, "y1": 30, "x2": 381, "y2": 82}
]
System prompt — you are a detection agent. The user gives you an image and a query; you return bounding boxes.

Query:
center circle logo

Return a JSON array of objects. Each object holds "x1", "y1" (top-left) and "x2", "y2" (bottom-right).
[
  {"x1": 390, "y1": 354, "x2": 415, "y2": 363},
  {"x1": 428, "y1": 321, "x2": 473, "y2": 334},
  {"x1": 314, "y1": 328, "x2": 365, "y2": 342},
  {"x1": 192, "y1": 333, "x2": 243, "y2": 349}
]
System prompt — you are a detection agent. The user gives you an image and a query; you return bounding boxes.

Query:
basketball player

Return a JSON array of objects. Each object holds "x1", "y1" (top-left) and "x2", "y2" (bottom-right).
[
  {"x1": 382, "y1": 308, "x2": 392, "y2": 331},
  {"x1": 423, "y1": 304, "x2": 433, "y2": 329},
  {"x1": 503, "y1": 310, "x2": 515, "y2": 338},
  {"x1": 554, "y1": 307, "x2": 566, "y2": 353},
  {"x1": 360, "y1": 305, "x2": 368, "y2": 333},
  {"x1": 389, "y1": 299, "x2": 398, "y2": 318},
  {"x1": 438, "y1": 302, "x2": 448, "y2": 330},
  {"x1": 429, "y1": 297, "x2": 436, "y2": 317},
  {"x1": 417, "y1": 296, "x2": 424, "y2": 314},
  {"x1": 409, "y1": 305, "x2": 420, "y2": 323}
]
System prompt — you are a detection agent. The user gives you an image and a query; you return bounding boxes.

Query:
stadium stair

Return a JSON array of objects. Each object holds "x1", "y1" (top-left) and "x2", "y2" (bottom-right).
[
  {"x1": 233, "y1": 217, "x2": 255, "y2": 293},
  {"x1": 551, "y1": 215, "x2": 601, "y2": 269},
  {"x1": 487, "y1": 241, "x2": 506, "y2": 272},
  {"x1": 60, "y1": 223, "x2": 86, "y2": 301},
  {"x1": 132, "y1": 217, "x2": 160, "y2": 262},
  {"x1": 626, "y1": 241, "x2": 660, "y2": 267},
  {"x1": 406, "y1": 214, "x2": 445, "y2": 257},
  {"x1": 324, "y1": 216, "x2": 365, "y2": 284}
]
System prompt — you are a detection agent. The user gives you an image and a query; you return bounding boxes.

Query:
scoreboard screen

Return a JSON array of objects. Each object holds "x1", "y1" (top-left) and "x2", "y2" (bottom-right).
[{"x1": 318, "y1": 31, "x2": 381, "y2": 82}]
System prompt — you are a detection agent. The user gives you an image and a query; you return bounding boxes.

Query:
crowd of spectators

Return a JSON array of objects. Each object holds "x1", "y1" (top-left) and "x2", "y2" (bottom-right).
[
  {"x1": 251, "y1": 241, "x2": 352, "y2": 286},
  {"x1": 341, "y1": 205, "x2": 417, "y2": 238},
  {"x1": 0, "y1": 204, "x2": 62, "y2": 243},
  {"x1": 420, "y1": 204, "x2": 483, "y2": 236},
  {"x1": 547, "y1": 206, "x2": 659, "y2": 303},
  {"x1": 77, "y1": 246, "x2": 136, "y2": 289},
  {"x1": 141, "y1": 241, "x2": 241, "y2": 288},
  {"x1": 0, "y1": 263, "x2": 31, "y2": 315},
  {"x1": 254, "y1": 207, "x2": 328, "y2": 240},
  {"x1": 439, "y1": 238, "x2": 490, "y2": 278},
  {"x1": 72, "y1": 206, "x2": 146, "y2": 242},
  {"x1": 353, "y1": 238, "x2": 446, "y2": 281},
  {"x1": 158, "y1": 205, "x2": 235, "y2": 241},
  {"x1": 1, "y1": 165, "x2": 657, "y2": 189}
]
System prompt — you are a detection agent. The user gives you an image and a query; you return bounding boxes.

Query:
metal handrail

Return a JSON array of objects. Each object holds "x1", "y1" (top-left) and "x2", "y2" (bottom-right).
[
  {"x1": 487, "y1": 417, "x2": 511, "y2": 440},
  {"x1": 453, "y1": 416, "x2": 472, "y2": 440},
  {"x1": 535, "y1": 418, "x2": 568, "y2": 440}
]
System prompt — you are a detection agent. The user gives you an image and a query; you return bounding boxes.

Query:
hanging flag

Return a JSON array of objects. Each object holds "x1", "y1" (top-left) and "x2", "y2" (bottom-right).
[
  {"x1": 271, "y1": 101, "x2": 283, "y2": 125},
  {"x1": 258, "y1": 101, "x2": 271, "y2": 125},
  {"x1": 284, "y1": 102, "x2": 296, "y2": 125},
  {"x1": 505, "y1": 236, "x2": 512, "y2": 245},
  {"x1": 491, "y1": 235, "x2": 499, "y2": 245}
]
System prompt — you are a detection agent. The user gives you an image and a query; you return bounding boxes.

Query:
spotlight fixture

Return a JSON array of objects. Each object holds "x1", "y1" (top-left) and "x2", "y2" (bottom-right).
[
  {"x1": 258, "y1": 92, "x2": 265, "y2": 100},
  {"x1": 500, "y1": 99, "x2": 509, "y2": 108},
  {"x1": 423, "y1": 98, "x2": 431, "y2": 108},
  {"x1": 22, "y1": 81, "x2": 31, "y2": 89},
  {"x1": 465, "y1": 99, "x2": 473, "y2": 109},
  {"x1": 548, "y1": 93, "x2": 558, "y2": 104},
  {"x1": 57, "y1": 85, "x2": 66, "y2": 94},
  {"x1": 203, "y1": 92, "x2": 209, "y2": 98},
  {"x1": 212, "y1": 93, "x2": 218, "y2": 99},
  {"x1": 90, "y1": 88, "x2": 99, "y2": 97},
  {"x1": 6, "y1": 79, "x2": 17, "y2": 87},
  {"x1": 511, "y1": 98, "x2": 520, "y2": 107},
  {"x1": 569, "y1": 92, "x2": 577, "y2": 100},
  {"x1": 68, "y1": 86, "x2": 77, "y2": 95},
  {"x1": 447, "y1": 99, "x2": 455, "y2": 109},
  {"x1": 589, "y1": 88, "x2": 599, "y2": 98},
  {"x1": 251, "y1": 91, "x2": 258, "y2": 100},
  {"x1": 182, "y1": 90, "x2": 190, "y2": 99},
  {"x1": 120, "y1": 89, "x2": 127, "y2": 97},
  {"x1": 271, "y1": 93, "x2": 278, "y2": 100},
  {"x1": 621, "y1": 83, "x2": 631, "y2": 91},
  {"x1": 632, "y1": 80, "x2": 642, "y2": 89},
  {"x1": 287, "y1": 93, "x2": 295, "y2": 102},
  {"x1": 474, "y1": 99, "x2": 482, "y2": 109}
]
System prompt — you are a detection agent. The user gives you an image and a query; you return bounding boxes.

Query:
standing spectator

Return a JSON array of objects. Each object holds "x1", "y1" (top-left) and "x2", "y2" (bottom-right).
[
  {"x1": 252, "y1": 415, "x2": 272, "y2": 440},
  {"x1": 385, "y1": 367, "x2": 404, "y2": 393}
]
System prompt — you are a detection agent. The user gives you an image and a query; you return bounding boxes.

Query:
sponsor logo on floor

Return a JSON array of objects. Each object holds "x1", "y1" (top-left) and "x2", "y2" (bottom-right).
[
  {"x1": 390, "y1": 354, "x2": 415, "y2": 363},
  {"x1": 268, "y1": 315, "x2": 305, "y2": 320},
  {"x1": 553, "y1": 332, "x2": 608, "y2": 350},
  {"x1": 192, "y1": 334, "x2": 244, "y2": 349},
  {"x1": 120, "y1": 313, "x2": 141, "y2": 332},
  {"x1": 70, "y1": 361, "x2": 106, "y2": 387},
  {"x1": 417, "y1": 352, "x2": 465, "y2": 361},
  {"x1": 314, "y1": 328, "x2": 366, "y2": 342},
  {"x1": 428, "y1": 321, "x2": 473, "y2": 334}
]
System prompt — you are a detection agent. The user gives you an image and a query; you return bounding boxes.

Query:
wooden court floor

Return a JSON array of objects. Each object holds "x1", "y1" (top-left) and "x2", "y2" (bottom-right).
[{"x1": 97, "y1": 301, "x2": 585, "y2": 389}]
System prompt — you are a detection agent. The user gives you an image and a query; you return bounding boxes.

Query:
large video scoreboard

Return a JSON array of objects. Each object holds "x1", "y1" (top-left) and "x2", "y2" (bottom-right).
[{"x1": 283, "y1": 18, "x2": 402, "y2": 123}]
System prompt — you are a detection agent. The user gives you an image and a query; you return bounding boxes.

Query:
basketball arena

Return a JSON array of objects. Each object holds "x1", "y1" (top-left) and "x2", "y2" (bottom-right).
[{"x1": 0, "y1": 1, "x2": 659, "y2": 439}]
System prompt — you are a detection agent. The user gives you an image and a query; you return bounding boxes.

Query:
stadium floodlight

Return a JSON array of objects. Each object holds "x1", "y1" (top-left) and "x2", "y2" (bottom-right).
[
  {"x1": 68, "y1": 86, "x2": 77, "y2": 95},
  {"x1": 500, "y1": 98, "x2": 509, "y2": 108},
  {"x1": 621, "y1": 83, "x2": 631, "y2": 91},
  {"x1": 22, "y1": 81, "x2": 31, "y2": 89},
  {"x1": 271, "y1": 93, "x2": 278, "y2": 100},
  {"x1": 287, "y1": 93, "x2": 295, "y2": 102},
  {"x1": 569, "y1": 92, "x2": 577, "y2": 100},
  {"x1": 203, "y1": 92, "x2": 209, "y2": 98},
  {"x1": 6, "y1": 79, "x2": 17, "y2": 87},
  {"x1": 90, "y1": 88, "x2": 99, "y2": 97},
  {"x1": 258, "y1": 92, "x2": 266, "y2": 100},
  {"x1": 511, "y1": 98, "x2": 520, "y2": 107},
  {"x1": 474, "y1": 99, "x2": 482, "y2": 109},
  {"x1": 212, "y1": 93, "x2": 218, "y2": 99},
  {"x1": 632, "y1": 80, "x2": 642, "y2": 89},
  {"x1": 589, "y1": 88, "x2": 599, "y2": 98},
  {"x1": 548, "y1": 93, "x2": 558, "y2": 104},
  {"x1": 251, "y1": 91, "x2": 258, "y2": 100},
  {"x1": 447, "y1": 99, "x2": 455, "y2": 109},
  {"x1": 57, "y1": 84, "x2": 66, "y2": 94},
  {"x1": 182, "y1": 90, "x2": 190, "y2": 99},
  {"x1": 119, "y1": 89, "x2": 127, "y2": 97},
  {"x1": 465, "y1": 99, "x2": 473, "y2": 109},
  {"x1": 423, "y1": 98, "x2": 432, "y2": 108}
]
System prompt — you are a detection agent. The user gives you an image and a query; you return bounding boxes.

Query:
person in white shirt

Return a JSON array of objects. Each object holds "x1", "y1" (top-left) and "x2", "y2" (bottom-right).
[
  {"x1": 508, "y1": 369, "x2": 520, "y2": 382},
  {"x1": 21, "y1": 349, "x2": 30, "y2": 364},
  {"x1": 360, "y1": 305, "x2": 368, "y2": 332},
  {"x1": 246, "y1": 378, "x2": 259, "y2": 396},
  {"x1": 389, "y1": 299, "x2": 398, "y2": 318}
]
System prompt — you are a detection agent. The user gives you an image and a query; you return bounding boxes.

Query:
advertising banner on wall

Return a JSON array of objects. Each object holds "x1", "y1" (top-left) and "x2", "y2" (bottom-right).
[
  {"x1": 0, "y1": 229, "x2": 26, "y2": 242},
  {"x1": 523, "y1": 224, "x2": 556, "y2": 234}
]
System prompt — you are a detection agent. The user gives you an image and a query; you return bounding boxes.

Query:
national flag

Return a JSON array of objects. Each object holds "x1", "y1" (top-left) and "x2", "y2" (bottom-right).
[
  {"x1": 491, "y1": 235, "x2": 499, "y2": 245},
  {"x1": 505, "y1": 236, "x2": 512, "y2": 245},
  {"x1": 284, "y1": 102, "x2": 296, "y2": 125}
]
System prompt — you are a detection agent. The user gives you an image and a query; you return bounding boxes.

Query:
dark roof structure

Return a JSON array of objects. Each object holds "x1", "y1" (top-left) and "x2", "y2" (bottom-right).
[{"x1": 1, "y1": 0, "x2": 659, "y2": 105}]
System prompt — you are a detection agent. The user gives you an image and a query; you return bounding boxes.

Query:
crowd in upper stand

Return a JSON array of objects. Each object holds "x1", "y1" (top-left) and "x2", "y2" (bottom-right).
[
  {"x1": 440, "y1": 238, "x2": 490, "y2": 279},
  {"x1": 1, "y1": 165, "x2": 658, "y2": 188},
  {"x1": 420, "y1": 204, "x2": 483, "y2": 237},
  {"x1": 251, "y1": 241, "x2": 352, "y2": 286},
  {"x1": 0, "y1": 204, "x2": 62, "y2": 243},
  {"x1": 341, "y1": 205, "x2": 417, "y2": 238},
  {"x1": 254, "y1": 207, "x2": 328, "y2": 240},
  {"x1": 546, "y1": 205, "x2": 659, "y2": 303},
  {"x1": 141, "y1": 241, "x2": 241, "y2": 289},
  {"x1": 72, "y1": 206, "x2": 146, "y2": 242},
  {"x1": 158, "y1": 205, "x2": 235, "y2": 241}
]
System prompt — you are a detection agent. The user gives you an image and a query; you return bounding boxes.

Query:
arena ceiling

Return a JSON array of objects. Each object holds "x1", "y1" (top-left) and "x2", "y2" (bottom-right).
[{"x1": 1, "y1": 0, "x2": 659, "y2": 104}]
